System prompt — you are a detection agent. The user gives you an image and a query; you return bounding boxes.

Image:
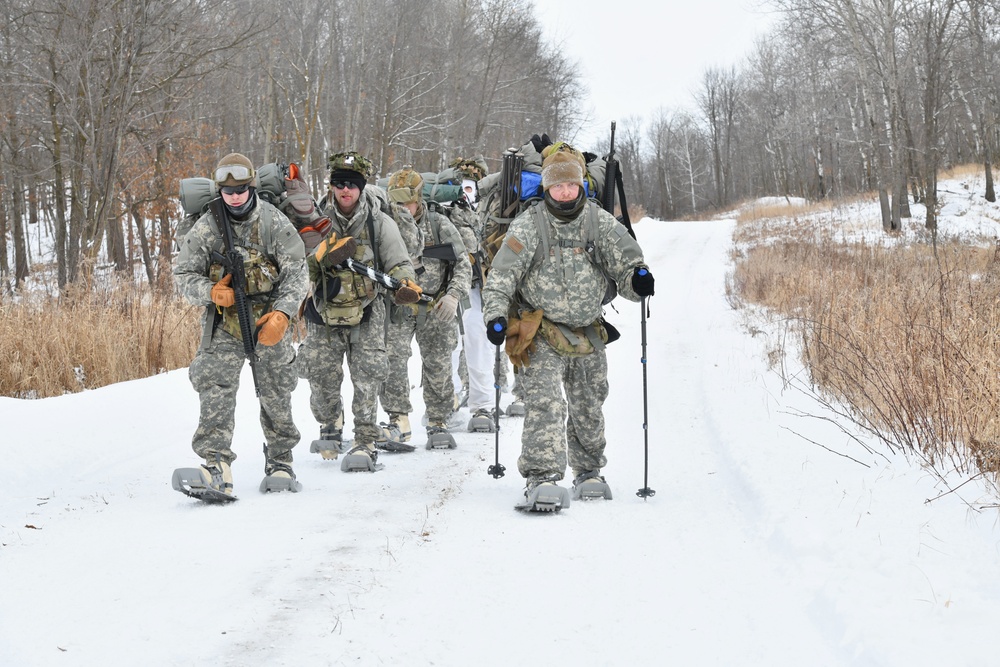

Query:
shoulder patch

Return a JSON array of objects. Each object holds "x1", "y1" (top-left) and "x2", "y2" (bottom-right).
[{"x1": 505, "y1": 235, "x2": 525, "y2": 254}]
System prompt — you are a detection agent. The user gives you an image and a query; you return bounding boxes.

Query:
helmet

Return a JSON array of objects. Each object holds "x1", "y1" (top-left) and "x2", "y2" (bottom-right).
[
  {"x1": 328, "y1": 151, "x2": 374, "y2": 179},
  {"x1": 386, "y1": 167, "x2": 423, "y2": 204},
  {"x1": 449, "y1": 156, "x2": 488, "y2": 181},
  {"x1": 213, "y1": 153, "x2": 256, "y2": 187}
]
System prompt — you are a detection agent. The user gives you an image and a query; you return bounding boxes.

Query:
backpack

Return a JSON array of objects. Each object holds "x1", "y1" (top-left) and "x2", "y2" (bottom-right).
[{"x1": 478, "y1": 139, "x2": 605, "y2": 280}]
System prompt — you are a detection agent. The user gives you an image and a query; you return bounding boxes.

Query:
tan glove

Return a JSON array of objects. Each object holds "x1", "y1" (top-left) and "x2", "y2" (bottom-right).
[
  {"x1": 314, "y1": 234, "x2": 357, "y2": 268},
  {"x1": 432, "y1": 293, "x2": 459, "y2": 322},
  {"x1": 210, "y1": 274, "x2": 235, "y2": 308},
  {"x1": 298, "y1": 217, "x2": 332, "y2": 254},
  {"x1": 256, "y1": 310, "x2": 289, "y2": 346},
  {"x1": 281, "y1": 163, "x2": 317, "y2": 217},
  {"x1": 394, "y1": 279, "x2": 423, "y2": 305},
  {"x1": 505, "y1": 309, "x2": 543, "y2": 368}
]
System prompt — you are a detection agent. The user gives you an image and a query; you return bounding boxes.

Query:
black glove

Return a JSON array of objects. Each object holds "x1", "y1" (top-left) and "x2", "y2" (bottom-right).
[
  {"x1": 486, "y1": 317, "x2": 507, "y2": 345},
  {"x1": 632, "y1": 267, "x2": 655, "y2": 297},
  {"x1": 529, "y1": 133, "x2": 553, "y2": 154}
]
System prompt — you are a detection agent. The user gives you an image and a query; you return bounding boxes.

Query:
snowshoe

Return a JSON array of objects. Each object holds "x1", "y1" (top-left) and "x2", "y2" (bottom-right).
[
  {"x1": 571, "y1": 470, "x2": 613, "y2": 501},
  {"x1": 426, "y1": 423, "x2": 458, "y2": 450},
  {"x1": 172, "y1": 459, "x2": 236, "y2": 504},
  {"x1": 467, "y1": 407, "x2": 500, "y2": 433},
  {"x1": 515, "y1": 478, "x2": 570, "y2": 512},
  {"x1": 505, "y1": 400, "x2": 526, "y2": 417},
  {"x1": 260, "y1": 461, "x2": 302, "y2": 493},
  {"x1": 375, "y1": 414, "x2": 415, "y2": 452},
  {"x1": 340, "y1": 445, "x2": 383, "y2": 472},
  {"x1": 310, "y1": 423, "x2": 347, "y2": 460}
]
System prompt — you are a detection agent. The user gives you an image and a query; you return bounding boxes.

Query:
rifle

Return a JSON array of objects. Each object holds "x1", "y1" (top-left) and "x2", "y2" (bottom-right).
[
  {"x1": 209, "y1": 197, "x2": 261, "y2": 397},
  {"x1": 337, "y1": 256, "x2": 433, "y2": 303},
  {"x1": 601, "y1": 121, "x2": 637, "y2": 241}
]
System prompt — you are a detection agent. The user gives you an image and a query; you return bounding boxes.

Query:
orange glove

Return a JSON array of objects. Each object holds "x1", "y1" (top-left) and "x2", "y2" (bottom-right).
[
  {"x1": 256, "y1": 310, "x2": 289, "y2": 346},
  {"x1": 394, "y1": 279, "x2": 423, "y2": 305},
  {"x1": 210, "y1": 274, "x2": 235, "y2": 308},
  {"x1": 314, "y1": 235, "x2": 357, "y2": 268}
]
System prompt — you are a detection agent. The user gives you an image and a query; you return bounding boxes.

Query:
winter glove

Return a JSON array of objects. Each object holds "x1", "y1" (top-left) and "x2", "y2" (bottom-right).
[
  {"x1": 432, "y1": 293, "x2": 459, "y2": 322},
  {"x1": 505, "y1": 310, "x2": 542, "y2": 368},
  {"x1": 298, "y1": 217, "x2": 332, "y2": 254},
  {"x1": 529, "y1": 133, "x2": 553, "y2": 154},
  {"x1": 393, "y1": 279, "x2": 423, "y2": 305},
  {"x1": 279, "y1": 164, "x2": 317, "y2": 219},
  {"x1": 256, "y1": 310, "x2": 289, "y2": 346},
  {"x1": 632, "y1": 267, "x2": 655, "y2": 297},
  {"x1": 210, "y1": 273, "x2": 235, "y2": 308},
  {"x1": 314, "y1": 234, "x2": 357, "y2": 269},
  {"x1": 486, "y1": 316, "x2": 507, "y2": 346}
]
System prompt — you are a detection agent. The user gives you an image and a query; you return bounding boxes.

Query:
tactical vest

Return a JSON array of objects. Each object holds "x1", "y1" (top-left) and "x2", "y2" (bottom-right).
[
  {"x1": 311, "y1": 209, "x2": 380, "y2": 327},
  {"x1": 202, "y1": 204, "x2": 282, "y2": 347}
]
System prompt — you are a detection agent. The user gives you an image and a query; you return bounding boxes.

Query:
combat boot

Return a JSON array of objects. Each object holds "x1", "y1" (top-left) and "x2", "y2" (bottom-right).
[
  {"x1": 376, "y1": 413, "x2": 415, "y2": 452},
  {"x1": 310, "y1": 422, "x2": 344, "y2": 460}
]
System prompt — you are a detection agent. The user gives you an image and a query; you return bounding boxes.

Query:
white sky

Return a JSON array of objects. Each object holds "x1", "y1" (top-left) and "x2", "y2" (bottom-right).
[{"x1": 534, "y1": 0, "x2": 779, "y2": 146}]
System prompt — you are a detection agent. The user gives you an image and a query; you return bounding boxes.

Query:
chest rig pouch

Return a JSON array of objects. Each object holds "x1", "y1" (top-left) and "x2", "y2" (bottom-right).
[
  {"x1": 313, "y1": 213, "x2": 378, "y2": 327},
  {"x1": 207, "y1": 210, "x2": 280, "y2": 342}
]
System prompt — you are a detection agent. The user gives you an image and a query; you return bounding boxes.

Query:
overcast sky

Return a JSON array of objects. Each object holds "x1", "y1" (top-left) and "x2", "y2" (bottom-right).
[{"x1": 533, "y1": 0, "x2": 779, "y2": 147}]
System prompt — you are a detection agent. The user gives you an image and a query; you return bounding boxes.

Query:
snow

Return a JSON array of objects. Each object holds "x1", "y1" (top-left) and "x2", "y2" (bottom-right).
[{"x1": 4, "y1": 180, "x2": 1000, "y2": 665}]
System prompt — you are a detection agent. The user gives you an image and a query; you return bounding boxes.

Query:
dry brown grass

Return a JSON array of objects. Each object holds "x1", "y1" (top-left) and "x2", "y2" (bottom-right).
[
  {"x1": 940, "y1": 163, "x2": 984, "y2": 181},
  {"x1": 730, "y1": 216, "x2": 1000, "y2": 490},
  {"x1": 0, "y1": 281, "x2": 200, "y2": 398}
]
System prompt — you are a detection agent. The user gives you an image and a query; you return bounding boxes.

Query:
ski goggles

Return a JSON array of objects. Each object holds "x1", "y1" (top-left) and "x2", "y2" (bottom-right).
[
  {"x1": 214, "y1": 164, "x2": 255, "y2": 183},
  {"x1": 220, "y1": 183, "x2": 251, "y2": 195}
]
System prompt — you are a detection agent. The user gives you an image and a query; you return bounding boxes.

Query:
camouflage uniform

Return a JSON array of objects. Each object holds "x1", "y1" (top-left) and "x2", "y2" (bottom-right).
[
  {"x1": 380, "y1": 200, "x2": 470, "y2": 425},
  {"x1": 298, "y1": 180, "x2": 415, "y2": 449},
  {"x1": 174, "y1": 195, "x2": 308, "y2": 467},
  {"x1": 481, "y1": 199, "x2": 647, "y2": 482}
]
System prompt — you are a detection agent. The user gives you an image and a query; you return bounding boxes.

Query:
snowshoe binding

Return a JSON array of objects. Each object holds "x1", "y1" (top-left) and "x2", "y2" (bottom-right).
[
  {"x1": 515, "y1": 475, "x2": 570, "y2": 512},
  {"x1": 426, "y1": 422, "x2": 457, "y2": 449},
  {"x1": 340, "y1": 444, "x2": 383, "y2": 472},
  {"x1": 260, "y1": 461, "x2": 302, "y2": 494},
  {"x1": 310, "y1": 423, "x2": 346, "y2": 460},
  {"x1": 376, "y1": 413, "x2": 415, "y2": 452},
  {"x1": 467, "y1": 407, "x2": 500, "y2": 433},
  {"x1": 172, "y1": 456, "x2": 236, "y2": 503},
  {"x1": 505, "y1": 400, "x2": 526, "y2": 417},
  {"x1": 571, "y1": 470, "x2": 613, "y2": 501}
]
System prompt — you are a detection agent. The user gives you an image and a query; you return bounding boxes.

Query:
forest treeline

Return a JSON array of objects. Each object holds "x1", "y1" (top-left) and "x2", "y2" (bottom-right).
[{"x1": 0, "y1": 0, "x2": 996, "y2": 294}]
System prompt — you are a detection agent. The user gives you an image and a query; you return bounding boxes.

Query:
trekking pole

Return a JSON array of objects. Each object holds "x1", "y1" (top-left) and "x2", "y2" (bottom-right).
[
  {"x1": 636, "y1": 295, "x2": 655, "y2": 498},
  {"x1": 488, "y1": 341, "x2": 506, "y2": 479}
]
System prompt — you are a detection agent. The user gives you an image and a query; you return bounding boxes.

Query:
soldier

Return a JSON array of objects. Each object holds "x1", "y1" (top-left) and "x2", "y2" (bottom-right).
[
  {"x1": 481, "y1": 143, "x2": 655, "y2": 511},
  {"x1": 441, "y1": 158, "x2": 505, "y2": 433},
  {"x1": 174, "y1": 152, "x2": 308, "y2": 496},
  {"x1": 378, "y1": 167, "x2": 471, "y2": 449},
  {"x1": 297, "y1": 151, "x2": 421, "y2": 472}
]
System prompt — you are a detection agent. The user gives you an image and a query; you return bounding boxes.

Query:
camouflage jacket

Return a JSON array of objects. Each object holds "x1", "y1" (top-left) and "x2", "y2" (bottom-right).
[
  {"x1": 174, "y1": 196, "x2": 308, "y2": 324},
  {"x1": 482, "y1": 200, "x2": 646, "y2": 329},
  {"x1": 410, "y1": 201, "x2": 471, "y2": 302}
]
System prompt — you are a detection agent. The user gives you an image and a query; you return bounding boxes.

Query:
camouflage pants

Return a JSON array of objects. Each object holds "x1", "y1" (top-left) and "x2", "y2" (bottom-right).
[
  {"x1": 515, "y1": 338, "x2": 609, "y2": 480},
  {"x1": 380, "y1": 302, "x2": 458, "y2": 423},
  {"x1": 188, "y1": 328, "x2": 300, "y2": 465},
  {"x1": 298, "y1": 298, "x2": 387, "y2": 445}
]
